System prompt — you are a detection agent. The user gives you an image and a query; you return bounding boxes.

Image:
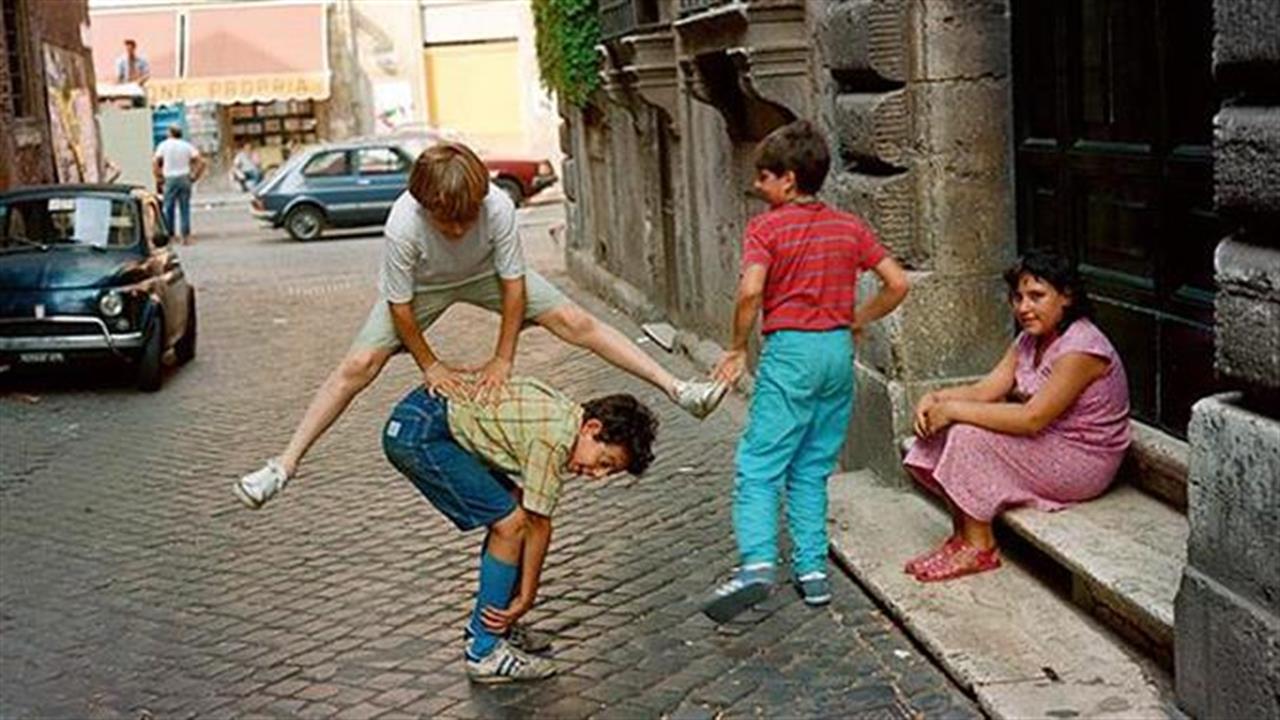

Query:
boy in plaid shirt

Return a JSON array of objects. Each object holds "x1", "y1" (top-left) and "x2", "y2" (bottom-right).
[
  {"x1": 382, "y1": 376, "x2": 658, "y2": 682},
  {"x1": 704, "y1": 120, "x2": 909, "y2": 622}
]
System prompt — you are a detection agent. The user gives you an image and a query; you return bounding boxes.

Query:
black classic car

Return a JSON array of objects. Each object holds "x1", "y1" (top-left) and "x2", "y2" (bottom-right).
[{"x1": 0, "y1": 185, "x2": 196, "y2": 390}]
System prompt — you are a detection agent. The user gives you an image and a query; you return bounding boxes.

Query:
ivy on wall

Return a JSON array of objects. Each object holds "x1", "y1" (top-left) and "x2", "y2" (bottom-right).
[{"x1": 532, "y1": 0, "x2": 601, "y2": 107}]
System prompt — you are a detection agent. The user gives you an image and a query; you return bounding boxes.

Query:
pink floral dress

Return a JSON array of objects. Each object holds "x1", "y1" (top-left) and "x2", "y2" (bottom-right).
[{"x1": 904, "y1": 319, "x2": 1131, "y2": 522}]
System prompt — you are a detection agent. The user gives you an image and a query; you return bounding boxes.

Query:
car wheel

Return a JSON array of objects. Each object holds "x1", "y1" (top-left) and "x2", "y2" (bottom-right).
[
  {"x1": 284, "y1": 204, "x2": 324, "y2": 241},
  {"x1": 495, "y1": 177, "x2": 524, "y2": 207},
  {"x1": 175, "y1": 289, "x2": 197, "y2": 364},
  {"x1": 136, "y1": 314, "x2": 164, "y2": 392}
]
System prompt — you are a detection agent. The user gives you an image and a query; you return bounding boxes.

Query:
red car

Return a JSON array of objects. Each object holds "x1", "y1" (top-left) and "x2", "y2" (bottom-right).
[{"x1": 389, "y1": 128, "x2": 557, "y2": 207}]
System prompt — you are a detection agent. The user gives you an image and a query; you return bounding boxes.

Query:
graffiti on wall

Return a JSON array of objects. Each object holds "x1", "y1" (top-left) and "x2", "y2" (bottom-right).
[{"x1": 43, "y1": 43, "x2": 101, "y2": 183}]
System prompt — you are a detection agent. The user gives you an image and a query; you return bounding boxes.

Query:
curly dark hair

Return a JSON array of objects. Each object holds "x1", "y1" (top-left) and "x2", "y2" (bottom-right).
[
  {"x1": 1002, "y1": 248, "x2": 1095, "y2": 333},
  {"x1": 581, "y1": 394, "x2": 659, "y2": 475}
]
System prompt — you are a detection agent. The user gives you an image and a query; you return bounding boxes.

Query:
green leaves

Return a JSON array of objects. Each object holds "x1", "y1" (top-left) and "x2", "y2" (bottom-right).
[{"x1": 533, "y1": 0, "x2": 601, "y2": 107}]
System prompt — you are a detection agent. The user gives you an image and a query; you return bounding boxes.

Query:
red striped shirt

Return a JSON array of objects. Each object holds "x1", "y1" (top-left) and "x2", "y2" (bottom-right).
[{"x1": 742, "y1": 202, "x2": 887, "y2": 333}]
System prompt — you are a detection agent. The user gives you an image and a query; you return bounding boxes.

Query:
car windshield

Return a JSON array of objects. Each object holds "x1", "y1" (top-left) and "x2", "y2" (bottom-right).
[{"x1": 0, "y1": 195, "x2": 138, "y2": 250}]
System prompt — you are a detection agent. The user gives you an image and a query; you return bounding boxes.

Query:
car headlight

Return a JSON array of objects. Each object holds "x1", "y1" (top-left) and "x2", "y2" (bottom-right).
[{"x1": 99, "y1": 291, "x2": 124, "y2": 318}]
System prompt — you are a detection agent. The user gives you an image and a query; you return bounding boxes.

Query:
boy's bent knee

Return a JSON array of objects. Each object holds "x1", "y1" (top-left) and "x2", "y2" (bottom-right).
[
  {"x1": 538, "y1": 304, "x2": 595, "y2": 340},
  {"x1": 490, "y1": 507, "x2": 529, "y2": 541}
]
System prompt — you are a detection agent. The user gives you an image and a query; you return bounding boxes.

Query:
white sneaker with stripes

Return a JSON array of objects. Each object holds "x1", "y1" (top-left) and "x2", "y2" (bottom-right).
[{"x1": 465, "y1": 639, "x2": 556, "y2": 683}]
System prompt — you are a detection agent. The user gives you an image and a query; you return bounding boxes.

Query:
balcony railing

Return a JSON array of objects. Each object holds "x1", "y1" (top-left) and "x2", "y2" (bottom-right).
[{"x1": 599, "y1": 0, "x2": 662, "y2": 41}]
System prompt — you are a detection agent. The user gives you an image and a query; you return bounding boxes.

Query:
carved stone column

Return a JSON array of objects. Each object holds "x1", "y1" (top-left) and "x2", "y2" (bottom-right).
[{"x1": 1175, "y1": 1, "x2": 1280, "y2": 717}]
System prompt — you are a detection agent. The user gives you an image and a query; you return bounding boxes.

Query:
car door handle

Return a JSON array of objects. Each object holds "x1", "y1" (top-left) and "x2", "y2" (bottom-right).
[{"x1": 355, "y1": 178, "x2": 371, "y2": 185}]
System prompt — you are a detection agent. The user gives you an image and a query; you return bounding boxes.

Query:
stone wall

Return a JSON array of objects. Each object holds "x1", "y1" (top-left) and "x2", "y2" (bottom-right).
[
  {"x1": 0, "y1": 0, "x2": 98, "y2": 190},
  {"x1": 1175, "y1": 0, "x2": 1280, "y2": 716},
  {"x1": 817, "y1": 0, "x2": 1015, "y2": 481}
]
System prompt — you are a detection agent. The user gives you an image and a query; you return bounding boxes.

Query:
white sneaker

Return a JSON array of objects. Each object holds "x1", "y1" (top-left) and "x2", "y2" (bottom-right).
[
  {"x1": 233, "y1": 459, "x2": 288, "y2": 509},
  {"x1": 466, "y1": 639, "x2": 557, "y2": 683},
  {"x1": 673, "y1": 379, "x2": 729, "y2": 419}
]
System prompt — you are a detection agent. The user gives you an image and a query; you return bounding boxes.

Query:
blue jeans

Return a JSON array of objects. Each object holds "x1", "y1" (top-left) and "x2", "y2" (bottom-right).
[
  {"x1": 733, "y1": 329, "x2": 855, "y2": 576},
  {"x1": 382, "y1": 388, "x2": 517, "y2": 531},
  {"x1": 162, "y1": 175, "x2": 192, "y2": 237}
]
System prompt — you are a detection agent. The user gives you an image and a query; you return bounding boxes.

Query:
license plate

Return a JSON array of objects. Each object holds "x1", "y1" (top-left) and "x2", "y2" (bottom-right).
[{"x1": 18, "y1": 352, "x2": 65, "y2": 364}]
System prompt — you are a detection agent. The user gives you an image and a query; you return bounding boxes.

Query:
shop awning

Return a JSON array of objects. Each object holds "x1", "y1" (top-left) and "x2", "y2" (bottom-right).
[{"x1": 90, "y1": 1, "x2": 330, "y2": 105}]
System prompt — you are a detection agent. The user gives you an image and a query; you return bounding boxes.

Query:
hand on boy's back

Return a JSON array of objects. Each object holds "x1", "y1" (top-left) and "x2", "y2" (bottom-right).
[
  {"x1": 712, "y1": 350, "x2": 747, "y2": 387},
  {"x1": 471, "y1": 356, "x2": 512, "y2": 405},
  {"x1": 423, "y1": 362, "x2": 470, "y2": 400}
]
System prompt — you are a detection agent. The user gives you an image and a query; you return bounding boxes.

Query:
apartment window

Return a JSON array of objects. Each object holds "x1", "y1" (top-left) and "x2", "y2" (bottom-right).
[{"x1": 3, "y1": 0, "x2": 30, "y2": 117}]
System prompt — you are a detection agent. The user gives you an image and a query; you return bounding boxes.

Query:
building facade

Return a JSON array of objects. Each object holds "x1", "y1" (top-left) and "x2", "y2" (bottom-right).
[
  {"x1": 86, "y1": 0, "x2": 560, "y2": 177},
  {"x1": 1175, "y1": 1, "x2": 1280, "y2": 717},
  {"x1": 89, "y1": 0, "x2": 335, "y2": 174},
  {"x1": 0, "y1": 0, "x2": 103, "y2": 190},
  {"x1": 560, "y1": 0, "x2": 1277, "y2": 711}
]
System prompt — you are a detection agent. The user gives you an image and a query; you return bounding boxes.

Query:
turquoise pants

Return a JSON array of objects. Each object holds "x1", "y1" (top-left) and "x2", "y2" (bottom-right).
[{"x1": 733, "y1": 329, "x2": 855, "y2": 577}]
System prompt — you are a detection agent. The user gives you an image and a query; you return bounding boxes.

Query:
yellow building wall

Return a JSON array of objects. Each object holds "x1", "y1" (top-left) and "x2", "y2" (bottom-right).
[{"x1": 423, "y1": 41, "x2": 522, "y2": 153}]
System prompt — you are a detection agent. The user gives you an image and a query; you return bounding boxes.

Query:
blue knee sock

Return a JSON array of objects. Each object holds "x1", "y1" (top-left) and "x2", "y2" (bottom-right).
[{"x1": 466, "y1": 552, "x2": 518, "y2": 660}]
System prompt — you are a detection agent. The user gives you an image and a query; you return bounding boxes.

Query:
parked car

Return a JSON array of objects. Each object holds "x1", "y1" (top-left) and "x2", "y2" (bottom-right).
[
  {"x1": 0, "y1": 184, "x2": 196, "y2": 391},
  {"x1": 250, "y1": 137, "x2": 557, "y2": 241}
]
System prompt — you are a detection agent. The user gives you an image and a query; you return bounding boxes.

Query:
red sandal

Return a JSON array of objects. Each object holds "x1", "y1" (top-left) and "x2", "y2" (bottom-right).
[
  {"x1": 904, "y1": 536, "x2": 965, "y2": 574},
  {"x1": 913, "y1": 542, "x2": 1001, "y2": 582}
]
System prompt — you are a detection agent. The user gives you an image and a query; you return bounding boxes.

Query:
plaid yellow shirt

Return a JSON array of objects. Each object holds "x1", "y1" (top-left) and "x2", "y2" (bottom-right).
[{"x1": 447, "y1": 377, "x2": 583, "y2": 517}]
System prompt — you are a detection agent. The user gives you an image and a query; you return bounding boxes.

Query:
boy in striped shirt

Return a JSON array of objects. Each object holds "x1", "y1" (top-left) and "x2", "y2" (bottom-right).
[
  {"x1": 382, "y1": 376, "x2": 658, "y2": 682},
  {"x1": 704, "y1": 120, "x2": 910, "y2": 622}
]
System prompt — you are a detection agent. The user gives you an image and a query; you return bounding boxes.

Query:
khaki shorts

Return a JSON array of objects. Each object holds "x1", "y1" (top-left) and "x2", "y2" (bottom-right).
[{"x1": 352, "y1": 269, "x2": 569, "y2": 351}]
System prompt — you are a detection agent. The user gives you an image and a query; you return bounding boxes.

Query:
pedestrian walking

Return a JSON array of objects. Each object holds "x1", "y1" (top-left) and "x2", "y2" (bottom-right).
[
  {"x1": 381, "y1": 376, "x2": 658, "y2": 682},
  {"x1": 703, "y1": 120, "x2": 909, "y2": 622},
  {"x1": 234, "y1": 142, "x2": 724, "y2": 509},
  {"x1": 114, "y1": 39, "x2": 151, "y2": 85},
  {"x1": 152, "y1": 125, "x2": 204, "y2": 245}
]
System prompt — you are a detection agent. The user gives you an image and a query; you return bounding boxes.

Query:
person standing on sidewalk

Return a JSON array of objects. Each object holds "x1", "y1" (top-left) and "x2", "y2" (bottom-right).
[
  {"x1": 703, "y1": 120, "x2": 909, "y2": 622},
  {"x1": 234, "y1": 142, "x2": 725, "y2": 509},
  {"x1": 152, "y1": 125, "x2": 204, "y2": 245}
]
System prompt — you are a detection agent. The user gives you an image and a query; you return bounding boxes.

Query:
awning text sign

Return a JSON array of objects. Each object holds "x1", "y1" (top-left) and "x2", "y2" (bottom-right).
[{"x1": 147, "y1": 72, "x2": 331, "y2": 105}]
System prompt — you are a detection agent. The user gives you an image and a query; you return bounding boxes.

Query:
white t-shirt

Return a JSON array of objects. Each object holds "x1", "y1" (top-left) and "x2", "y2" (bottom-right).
[
  {"x1": 154, "y1": 138, "x2": 200, "y2": 178},
  {"x1": 379, "y1": 186, "x2": 524, "y2": 303}
]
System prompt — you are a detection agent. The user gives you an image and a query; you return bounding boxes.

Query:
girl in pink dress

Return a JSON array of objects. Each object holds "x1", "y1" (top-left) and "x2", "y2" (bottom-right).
[{"x1": 902, "y1": 250, "x2": 1130, "y2": 581}]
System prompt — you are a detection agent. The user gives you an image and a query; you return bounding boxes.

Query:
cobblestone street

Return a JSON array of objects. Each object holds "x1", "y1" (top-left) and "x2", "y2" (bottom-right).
[{"x1": 0, "y1": 200, "x2": 979, "y2": 719}]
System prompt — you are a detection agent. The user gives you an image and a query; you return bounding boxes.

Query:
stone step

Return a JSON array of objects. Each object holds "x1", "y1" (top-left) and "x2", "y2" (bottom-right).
[
  {"x1": 1001, "y1": 485, "x2": 1187, "y2": 663},
  {"x1": 1119, "y1": 422, "x2": 1189, "y2": 511},
  {"x1": 828, "y1": 473, "x2": 1181, "y2": 720}
]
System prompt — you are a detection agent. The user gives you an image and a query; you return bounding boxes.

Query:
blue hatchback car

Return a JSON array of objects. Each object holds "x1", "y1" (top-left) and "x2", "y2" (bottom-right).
[{"x1": 251, "y1": 141, "x2": 415, "y2": 241}]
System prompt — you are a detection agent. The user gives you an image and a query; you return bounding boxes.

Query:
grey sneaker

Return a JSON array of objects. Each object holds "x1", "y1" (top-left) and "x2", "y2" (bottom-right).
[
  {"x1": 794, "y1": 571, "x2": 832, "y2": 606},
  {"x1": 234, "y1": 459, "x2": 288, "y2": 509},
  {"x1": 509, "y1": 622, "x2": 553, "y2": 654},
  {"x1": 703, "y1": 564, "x2": 773, "y2": 623},
  {"x1": 673, "y1": 379, "x2": 729, "y2": 419},
  {"x1": 466, "y1": 639, "x2": 557, "y2": 683}
]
